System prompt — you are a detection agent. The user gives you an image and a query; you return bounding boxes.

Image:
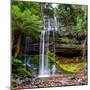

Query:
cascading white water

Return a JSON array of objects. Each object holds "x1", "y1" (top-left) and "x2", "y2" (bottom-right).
[
  {"x1": 52, "y1": 65, "x2": 57, "y2": 75},
  {"x1": 39, "y1": 31, "x2": 45, "y2": 75},
  {"x1": 39, "y1": 15, "x2": 58, "y2": 77},
  {"x1": 39, "y1": 17, "x2": 50, "y2": 77}
]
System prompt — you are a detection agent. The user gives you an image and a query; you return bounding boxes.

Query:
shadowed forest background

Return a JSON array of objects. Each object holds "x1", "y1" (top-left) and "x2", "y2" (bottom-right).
[{"x1": 11, "y1": 1, "x2": 88, "y2": 89}]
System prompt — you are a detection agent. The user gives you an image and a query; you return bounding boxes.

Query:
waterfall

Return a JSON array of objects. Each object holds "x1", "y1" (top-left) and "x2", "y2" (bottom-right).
[
  {"x1": 39, "y1": 17, "x2": 50, "y2": 77},
  {"x1": 39, "y1": 16, "x2": 58, "y2": 77},
  {"x1": 23, "y1": 36, "x2": 30, "y2": 67},
  {"x1": 52, "y1": 65, "x2": 56, "y2": 75},
  {"x1": 39, "y1": 31, "x2": 45, "y2": 75}
]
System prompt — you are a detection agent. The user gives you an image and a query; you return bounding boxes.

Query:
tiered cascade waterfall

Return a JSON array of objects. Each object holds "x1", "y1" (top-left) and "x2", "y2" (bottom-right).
[{"x1": 39, "y1": 16, "x2": 58, "y2": 77}]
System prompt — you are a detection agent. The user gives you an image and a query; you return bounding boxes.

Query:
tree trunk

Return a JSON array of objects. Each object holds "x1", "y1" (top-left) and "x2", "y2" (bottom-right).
[{"x1": 15, "y1": 34, "x2": 22, "y2": 57}]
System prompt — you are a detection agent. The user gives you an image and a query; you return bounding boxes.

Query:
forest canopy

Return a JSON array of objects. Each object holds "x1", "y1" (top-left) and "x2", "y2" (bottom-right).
[{"x1": 12, "y1": 1, "x2": 41, "y2": 36}]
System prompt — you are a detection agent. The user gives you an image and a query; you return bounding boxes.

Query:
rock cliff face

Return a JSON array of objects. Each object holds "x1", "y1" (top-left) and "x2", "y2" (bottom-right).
[
  {"x1": 12, "y1": 31, "x2": 87, "y2": 57},
  {"x1": 29, "y1": 31, "x2": 87, "y2": 57}
]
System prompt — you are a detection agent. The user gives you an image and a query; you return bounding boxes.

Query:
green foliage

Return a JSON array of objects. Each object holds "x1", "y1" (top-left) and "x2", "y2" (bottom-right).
[
  {"x1": 48, "y1": 51, "x2": 59, "y2": 63},
  {"x1": 75, "y1": 15, "x2": 87, "y2": 32},
  {"x1": 12, "y1": 1, "x2": 41, "y2": 15},
  {"x1": 12, "y1": 57, "x2": 22, "y2": 65},
  {"x1": 42, "y1": 3, "x2": 54, "y2": 17},
  {"x1": 57, "y1": 4, "x2": 87, "y2": 32},
  {"x1": 17, "y1": 67, "x2": 32, "y2": 77},
  {"x1": 12, "y1": 1, "x2": 41, "y2": 39},
  {"x1": 56, "y1": 4, "x2": 74, "y2": 29},
  {"x1": 61, "y1": 37, "x2": 77, "y2": 44},
  {"x1": 57, "y1": 4, "x2": 73, "y2": 18},
  {"x1": 12, "y1": 56, "x2": 32, "y2": 77}
]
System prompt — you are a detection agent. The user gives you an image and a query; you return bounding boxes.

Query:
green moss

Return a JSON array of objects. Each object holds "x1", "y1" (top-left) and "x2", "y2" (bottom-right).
[
  {"x1": 57, "y1": 62, "x2": 86, "y2": 73},
  {"x1": 17, "y1": 67, "x2": 32, "y2": 77}
]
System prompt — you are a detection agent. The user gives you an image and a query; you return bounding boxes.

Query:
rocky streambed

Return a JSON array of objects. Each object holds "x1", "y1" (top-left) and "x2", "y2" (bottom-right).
[{"x1": 12, "y1": 72, "x2": 88, "y2": 89}]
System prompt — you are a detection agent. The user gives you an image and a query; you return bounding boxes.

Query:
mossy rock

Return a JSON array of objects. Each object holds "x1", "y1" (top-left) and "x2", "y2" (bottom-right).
[{"x1": 57, "y1": 62, "x2": 86, "y2": 73}]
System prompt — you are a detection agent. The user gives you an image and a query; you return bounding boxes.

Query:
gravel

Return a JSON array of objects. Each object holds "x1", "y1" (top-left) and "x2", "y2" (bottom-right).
[{"x1": 12, "y1": 73, "x2": 88, "y2": 89}]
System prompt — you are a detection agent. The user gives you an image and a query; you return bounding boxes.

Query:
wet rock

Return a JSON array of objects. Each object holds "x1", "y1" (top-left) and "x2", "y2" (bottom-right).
[{"x1": 12, "y1": 73, "x2": 88, "y2": 89}]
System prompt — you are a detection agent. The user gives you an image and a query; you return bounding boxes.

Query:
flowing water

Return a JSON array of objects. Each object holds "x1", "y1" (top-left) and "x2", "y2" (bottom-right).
[
  {"x1": 23, "y1": 16, "x2": 58, "y2": 77},
  {"x1": 23, "y1": 36, "x2": 30, "y2": 67},
  {"x1": 39, "y1": 16, "x2": 58, "y2": 77}
]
